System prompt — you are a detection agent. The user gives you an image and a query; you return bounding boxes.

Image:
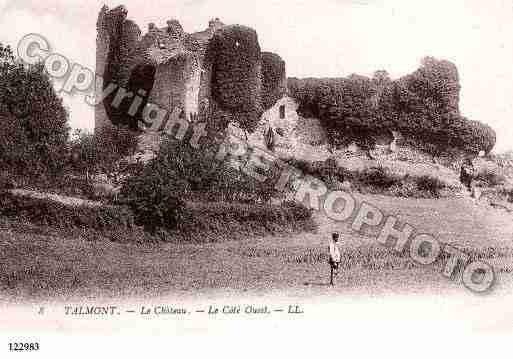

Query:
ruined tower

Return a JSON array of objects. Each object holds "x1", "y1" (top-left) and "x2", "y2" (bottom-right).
[{"x1": 95, "y1": 5, "x2": 289, "y2": 158}]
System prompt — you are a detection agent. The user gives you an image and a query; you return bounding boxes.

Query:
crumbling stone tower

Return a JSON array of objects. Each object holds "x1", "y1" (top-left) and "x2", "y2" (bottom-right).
[{"x1": 95, "y1": 5, "x2": 287, "y2": 142}]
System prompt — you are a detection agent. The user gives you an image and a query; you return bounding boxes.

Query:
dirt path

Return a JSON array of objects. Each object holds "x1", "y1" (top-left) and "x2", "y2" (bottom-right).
[{"x1": 9, "y1": 189, "x2": 102, "y2": 207}]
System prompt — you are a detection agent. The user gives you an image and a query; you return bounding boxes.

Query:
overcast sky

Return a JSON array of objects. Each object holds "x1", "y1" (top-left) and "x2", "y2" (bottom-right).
[{"x1": 1, "y1": 0, "x2": 512, "y2": 152}]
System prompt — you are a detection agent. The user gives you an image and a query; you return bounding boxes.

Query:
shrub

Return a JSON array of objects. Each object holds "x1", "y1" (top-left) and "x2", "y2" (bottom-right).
[
  {"x1": 284, "y1": 158, "x2": 349, "y2": 189},
  {"x1": 155, "y1": 135, "x2": 226, "y2": 192},
  {"x1": 284, "y1": 156, "x2": 452, "y2": 198},
  {"x1": 284, "y1": 158, "x2": 312, "y2": 175},
  {"x1": 120, "y1": 130, "x2": 299, "y2": 234},
  {"x1": 149, "y1": 134, "x2": 288, "y2": 204},
  {"x1": 119, "y1": 151, "x2": 187, "y2": 233},
  {"x1": 386, "y1": 175, "x2": 417, "y2": 198},
  {"x1": 415, "y1": 175, "x2": 446, "y2": 197},
  {"x1": 211, "y1": 162, "x2": 284, "y2": 203},
  {"x1": 359, "y1": 166, "x2": 401, "y2": 190},
  {"x1": 280, "y1": 200, "x2": 313, "y2": 221}
]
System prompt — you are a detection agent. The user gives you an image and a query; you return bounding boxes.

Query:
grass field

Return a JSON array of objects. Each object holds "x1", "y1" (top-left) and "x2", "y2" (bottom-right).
[{"x1": 1, "y1": 192, "x2": 513, "y2": 302}]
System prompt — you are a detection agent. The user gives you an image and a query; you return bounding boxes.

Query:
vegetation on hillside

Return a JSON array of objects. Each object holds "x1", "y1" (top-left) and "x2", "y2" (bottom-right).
[
  {"x1": 119, "y1": 131, "x2": 310, "y2": 234},
  {"x1": 285, "y1": 158, "x2": 456, "y2": 198}
]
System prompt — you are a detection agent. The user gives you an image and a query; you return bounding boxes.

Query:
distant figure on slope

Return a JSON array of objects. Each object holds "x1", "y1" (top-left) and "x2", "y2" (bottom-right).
[
  {"x1": 328, "y1": 232, "x2": 341, "y2": 286},
  {"x1": 264, "y1": 126, "x2": 276, "y2": 152},
  {"x1": 460, "y1": 158, "x2": 475, "y2": 193}
]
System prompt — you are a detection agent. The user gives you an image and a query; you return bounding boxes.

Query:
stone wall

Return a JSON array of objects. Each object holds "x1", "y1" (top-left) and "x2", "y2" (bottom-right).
[
  {"x1": 184, "y1": 58, "x2": 201, "y2": 119},
  {"x1": 149, "y1": 56, "x2": 187, "y2": 114},
  {"x1": 95, "y1": 6, "x2": 219, "y2": 131}
]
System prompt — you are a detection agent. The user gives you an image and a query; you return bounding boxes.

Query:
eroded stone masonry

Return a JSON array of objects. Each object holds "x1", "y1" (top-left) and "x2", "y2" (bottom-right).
[{"x1": 96, "y1": 5, "x2": 294, "y2": 150}]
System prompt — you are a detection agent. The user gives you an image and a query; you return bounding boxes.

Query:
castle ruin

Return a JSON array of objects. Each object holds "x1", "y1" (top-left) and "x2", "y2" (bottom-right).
[
  {"x1": 95, "y1": 5, "x2": 288, "y2": 138},
  {"x1": 94, "y1": 5, "x2": 388, "y2": 162}
]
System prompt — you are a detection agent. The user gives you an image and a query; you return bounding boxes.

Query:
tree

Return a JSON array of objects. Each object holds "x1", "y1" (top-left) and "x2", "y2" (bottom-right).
[{"x1": 0, "y1": 43, "x2": 70, "y2": 176}]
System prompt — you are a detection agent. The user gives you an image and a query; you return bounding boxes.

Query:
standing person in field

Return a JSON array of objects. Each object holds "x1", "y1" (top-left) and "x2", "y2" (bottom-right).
[
  {"x1": 328, "y1": 232, "x2": 341, "y2": 286},
  {"x1": 460, "y1": 158, "x2": 475, "y2": 193}
]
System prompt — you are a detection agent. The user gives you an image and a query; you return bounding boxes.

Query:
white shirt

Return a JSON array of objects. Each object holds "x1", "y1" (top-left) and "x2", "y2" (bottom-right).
[{"x1": 329, "y1": 240, "x2": 341, "y2": 263}]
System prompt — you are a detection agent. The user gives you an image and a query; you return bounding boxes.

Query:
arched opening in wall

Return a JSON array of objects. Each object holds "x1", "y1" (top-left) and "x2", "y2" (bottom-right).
[{"x1": 126, "y1": 64, "x2": 156, "y2": 130}]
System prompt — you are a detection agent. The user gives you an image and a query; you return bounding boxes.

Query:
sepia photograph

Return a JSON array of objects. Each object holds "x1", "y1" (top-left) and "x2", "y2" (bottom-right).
[{"x1": 0, "y1": 0, "x2": 512, "y2": 356}]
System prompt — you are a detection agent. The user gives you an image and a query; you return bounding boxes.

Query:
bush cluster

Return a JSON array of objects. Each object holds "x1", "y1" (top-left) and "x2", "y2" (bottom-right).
[
  {"x1": 118, "y1": 146, "x2": 188, "y2": 233},
  {"x1": 284, "y1": 158, "x2": 349, "y2": 188},
  {"x1": 358, "y1": 166, "x2": 402, "y2": 189},
  {"x1": 280, "y1": 200, "x2": 313, "y2": 221},
  {"x1": 284, "y1": 157, "x2": 451, "y2": 198},
  {"x1": 415, "y1": 175, "x2": 446, "y2": 198}
]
